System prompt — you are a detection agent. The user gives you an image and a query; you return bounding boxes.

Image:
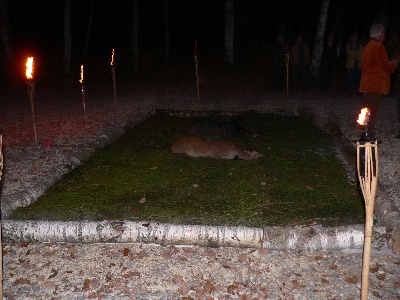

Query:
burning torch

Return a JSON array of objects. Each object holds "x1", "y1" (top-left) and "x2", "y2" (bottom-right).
[
  {"x1": 26, "y1": 57, "x2": 38, "y2": 146},
  {"x1": 79, "y1": 65, "x2": 88, "y2": 126},
  {"x1": 111, "y1": 48, "x2": 117, "y2": 110},
  {"x1": 356, "y1": 107, "x2": 378, "y2": 300},
  {"x1": 194, "y1": 39, "x2": 200, "y2": 103}
]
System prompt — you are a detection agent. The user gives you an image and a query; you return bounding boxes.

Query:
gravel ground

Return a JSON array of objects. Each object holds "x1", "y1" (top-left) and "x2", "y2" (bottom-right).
[{"x1": 1, "y1": 81, "x2": 400, "y2": 299}]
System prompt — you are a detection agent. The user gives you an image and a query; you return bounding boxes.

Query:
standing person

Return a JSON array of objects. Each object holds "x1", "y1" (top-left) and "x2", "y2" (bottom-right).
[
  {"x1": 271, "y1": 33, "x2": 287, "y2": 94},
  {"x1": 290, "y1": 34, "x2": 310, "y2": 93},
  {"x1": 346, "y1": 34, "x2": 363, "y2": 94},
  {"x1": 359, "y1": 24, "x2": 398, "y2": 132},
  {"x1": 320, "y1": 34, "x2": 338, "y2": 93}
]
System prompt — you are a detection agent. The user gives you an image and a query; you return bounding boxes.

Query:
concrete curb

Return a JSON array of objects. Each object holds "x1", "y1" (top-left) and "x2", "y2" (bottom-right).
[{"x1": 2, "y1": 220, "x2": 388, "y2": 251}]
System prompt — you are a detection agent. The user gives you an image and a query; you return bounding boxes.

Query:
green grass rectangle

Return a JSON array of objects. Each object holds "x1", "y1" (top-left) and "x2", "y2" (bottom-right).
[{"x1": 10, "y1": 111, "x2": 364, "y2": 227}]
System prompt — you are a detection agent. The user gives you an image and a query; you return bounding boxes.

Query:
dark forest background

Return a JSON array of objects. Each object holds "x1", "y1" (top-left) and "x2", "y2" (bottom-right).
[{"x1": 1, "y1": 0, "x2": 399, "y2": 87}]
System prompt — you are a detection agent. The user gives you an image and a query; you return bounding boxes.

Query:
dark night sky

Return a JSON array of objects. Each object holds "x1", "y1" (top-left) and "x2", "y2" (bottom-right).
[{"x1": 4, "y1": 0, "x2": 400, "y2": 81}]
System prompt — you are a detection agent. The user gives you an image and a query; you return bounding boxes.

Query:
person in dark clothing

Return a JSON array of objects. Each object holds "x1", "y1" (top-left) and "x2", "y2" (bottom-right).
[
  {"x1": 271, "y1": 33, "x2": 287, "y2": 93},
  {"x1": 320, "y1": 34, "x2": 338, "y2": 93},
  {"x1": 290, "y1": 34, "x2": 310, "y2": 93}
]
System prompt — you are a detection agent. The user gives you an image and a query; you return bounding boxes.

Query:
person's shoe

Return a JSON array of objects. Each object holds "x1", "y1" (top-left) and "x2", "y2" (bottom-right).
[{"x1": 395, "y1": 133, "x2": 400, "y2": 139}]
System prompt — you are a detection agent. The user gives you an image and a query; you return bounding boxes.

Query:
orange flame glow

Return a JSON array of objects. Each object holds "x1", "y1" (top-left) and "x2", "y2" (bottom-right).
[
  {"x1": 79, "y1": 65, "x2": 84, "y2": 84},
  {"x1": 357, "y1": 107, "x2": 370, "y2": 126},
  {"x1": 26, "y1": 57, "x2": 34, "y2": 79},
  {"x1": 111, "y1": 49, "x2": 115, "y2": 66}
]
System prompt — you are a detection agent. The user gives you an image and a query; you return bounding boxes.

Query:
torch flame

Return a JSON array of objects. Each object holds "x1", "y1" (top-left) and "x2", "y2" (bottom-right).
[
  {"x1": 357, "y1": 107, "x2": 370, "y2": 126},
  {"x1": 111, "y1": 49, "x2": 115, "y2": 66},
  {"x1": 79, "y1": 65, "x2": 84, "y2": 84},
  {"x1": 26, "y1": 57, "x2": 34, "y2": 79}
]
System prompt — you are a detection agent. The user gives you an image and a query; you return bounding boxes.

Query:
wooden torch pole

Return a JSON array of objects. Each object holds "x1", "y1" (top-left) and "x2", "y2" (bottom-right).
[
  {"x1": 111, "y1": 49, "x2": 117, "y2": 111},
  {"x1": 26, "y1": 57, "x2": 38, "y2": 147},
  {"x1": 357, "y1": 140, "x2": 378, "y2": 300},
  {"x1": 194, "y1": 39, "x2": 200, "y2": 103},
  {"x1": 79, "y1": 65, "x2": 88, "y2": 127},
  {"x1": 285, "y1": 53, "x2": 289, "y2": 100},
  {"x1": 27, "y1": 80, "x2": 38, "y2": 146},
  {"x1": 0, "y1": 134, "x2": 4, "y2": 300}
]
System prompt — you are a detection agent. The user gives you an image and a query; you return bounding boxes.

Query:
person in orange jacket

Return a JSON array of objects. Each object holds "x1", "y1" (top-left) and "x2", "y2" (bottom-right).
[{"x1": 359, "y1": 24, "x2": 398, "y2": 132}]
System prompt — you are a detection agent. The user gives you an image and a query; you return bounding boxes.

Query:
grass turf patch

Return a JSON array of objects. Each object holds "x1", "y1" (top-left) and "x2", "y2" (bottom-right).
[{"x1": 10, "y1": 111, "x2": 364, "y2": 227}]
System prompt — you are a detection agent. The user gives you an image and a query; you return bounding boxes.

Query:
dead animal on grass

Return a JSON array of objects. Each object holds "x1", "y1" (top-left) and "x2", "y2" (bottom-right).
[{"x1": 171, "y1": 136, "x2": 263, "y2": 160}]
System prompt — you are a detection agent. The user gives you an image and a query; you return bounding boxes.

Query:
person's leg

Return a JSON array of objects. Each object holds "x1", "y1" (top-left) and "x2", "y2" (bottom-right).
[
  {"x1": 355, "y1": 66, "x2": 361, "y2": 91},
  {"x1": 291, "y1": 65, "x2": 299, "y2": 93},
  {"x1": 363, "y1": 92, "x2": 383, "y2": 130},
  {"x1": 346, "y1": 68, "x2": 353, "y2": 93},
  {"x1": 300, "y1": 64, "x2": 307, "y2": 92}
]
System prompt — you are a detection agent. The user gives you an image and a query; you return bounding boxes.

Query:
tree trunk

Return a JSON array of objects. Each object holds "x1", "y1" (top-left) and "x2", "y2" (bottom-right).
[
  {"x1": 63, "y1": 0, "x2": 72, "y2": 78},
  {"x1": 82, "y1": 0, "x2": 95, "y2": 62},
  {"x1": 132, "y1": 0, "x2": 139, "y2": 75},
  {"x1": 163, "y1": 0, "x2": 169, "y2": 62},
  {"x1": 224, "y1": 0, "x2": 234, "y2": 69},
  {"x1": 309, "y1": 0, "x2": 330, "y2": 77},
  {"x1": 2, "y1": 220, "x2": 376, "y2": 251},
  {"x1": 0, "y1": 0, "x2": 12, "y2": 79}
]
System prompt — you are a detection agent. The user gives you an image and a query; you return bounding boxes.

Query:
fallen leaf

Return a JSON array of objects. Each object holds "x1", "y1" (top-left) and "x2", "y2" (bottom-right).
[
  {"x1": 346, "y1": 276, "x2": 358, "y2": 284},
  {"x1": 370, "y1": 266, "x2": 380, "y2": 273},
  {"x1": 204, "y1": 280, "x2": 216, "y2": 293},
  {"x1": 139, "y1": 197, "x2": 146, "y2": 203},
  {"x1": 123, "y1": 248, "x2": 130, "y2": 256},
  {"x1": 227, "y1": 283, "x2": 239, "y2": 294},
  {"x1": 193, "y1": 184, "x2": 199, "y2": 188},
  {"x1": 321, "y1": 278, "x2": 329, "y2": 284},
  {"x1": 329, "y1": 264, "x2": 338, "y2": 270},
  {"x1": 83, "y1": 278, "x2": 91, "y2": 291},
  {"x1": 12, "y1": 278, "x2": 31, "y2": 286},
  {"x1": 372, "y1": 291, "x2": 382, "y2": 298},
  {"x1": 130, "y1": 207, "x2": 139, "y2": 213},
  {"x1": 376, "y1": 272, "x2": 386, "y2": 280},
  {"x1": 150, "y1": 166, "x2": 157, "y2": 170},
  {"x1": 48, "y1": 268, "x2": 58, "y2": 279}
]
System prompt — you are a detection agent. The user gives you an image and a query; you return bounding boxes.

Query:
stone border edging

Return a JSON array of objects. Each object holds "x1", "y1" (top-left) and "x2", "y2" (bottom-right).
[{"x1": 2, "y1": 220, "x2": 387, "y2": 251}]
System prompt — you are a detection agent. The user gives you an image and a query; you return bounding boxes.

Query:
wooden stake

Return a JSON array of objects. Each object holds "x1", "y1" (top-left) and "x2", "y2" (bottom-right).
[
  {"x1": 81, "y1": 85, "x2": 88, "y2": 127},
  {"x1": 285, "y1": 53, "x2": 289, "y2": 100},
  {"x1": 111, "y1": 66, "x2": 117, "y2": 111},
  {"x1": 194, "y1": 39, "x2": 200, "y2": 103},
  {"x1": 27, "y1": 80, "x2": 38, "y2": 146},
  {"x1": 0, "y1": 134, "x2": 3, "y2": 300},
  {"x1": 357, "y1": 141, "x2": 378, "y2": 300}
]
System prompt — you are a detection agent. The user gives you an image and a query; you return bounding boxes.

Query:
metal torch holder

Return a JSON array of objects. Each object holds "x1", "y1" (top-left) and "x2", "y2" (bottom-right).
[{"x1": 356, "y1": 132, "x2": 378, "y2": 300}]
